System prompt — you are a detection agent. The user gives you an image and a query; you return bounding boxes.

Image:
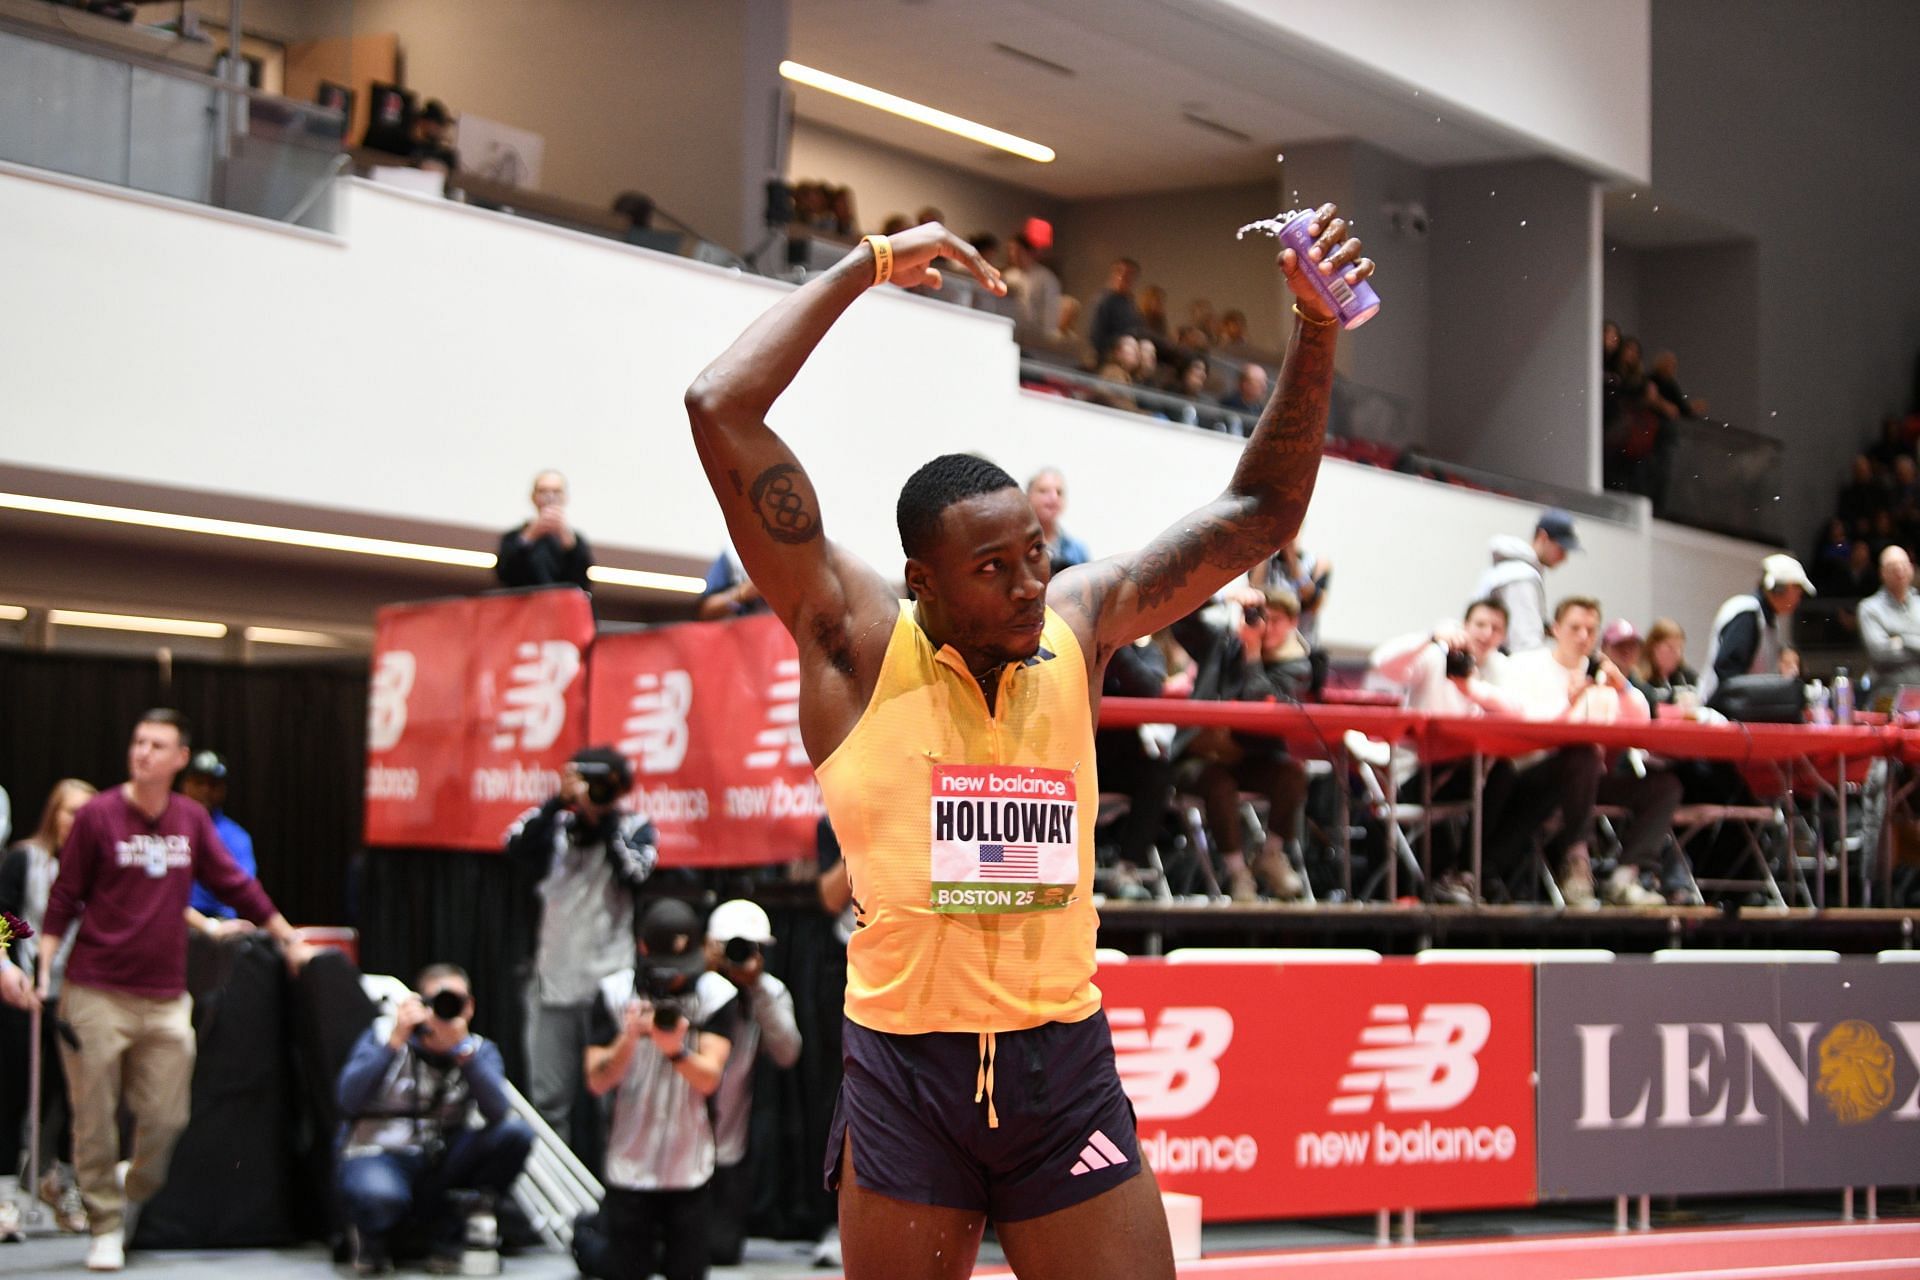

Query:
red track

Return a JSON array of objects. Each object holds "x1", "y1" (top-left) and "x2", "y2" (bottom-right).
[{"x1": 964, "y1": 1222, "x2": 1920, "y2": 1279}]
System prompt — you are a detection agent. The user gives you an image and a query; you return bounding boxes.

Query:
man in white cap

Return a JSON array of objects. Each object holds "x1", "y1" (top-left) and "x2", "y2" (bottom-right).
[
  {"x1": 695, "y1": 900, "x2": 801, "y2": 1266},
  {"x1": 1700, "y1": 553, "x2": 1813, "y2": 706}
]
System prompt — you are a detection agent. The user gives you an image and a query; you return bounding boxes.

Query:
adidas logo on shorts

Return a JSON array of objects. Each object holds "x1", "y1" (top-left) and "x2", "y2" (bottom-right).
[{"x1": 1069, "y1": 1130, "x2": 1128, "y2": 1176}]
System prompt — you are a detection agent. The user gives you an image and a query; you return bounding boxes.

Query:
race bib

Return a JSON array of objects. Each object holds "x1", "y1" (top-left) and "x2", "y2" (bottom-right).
[{"x1": 928, "y1": 764, "x2": 1078, "y2": 914}]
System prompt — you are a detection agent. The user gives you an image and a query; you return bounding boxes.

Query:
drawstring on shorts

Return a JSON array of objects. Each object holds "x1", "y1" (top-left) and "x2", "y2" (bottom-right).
[{"x1": 974, "y1": 1031, "x2": 1000, "y2": 1129}]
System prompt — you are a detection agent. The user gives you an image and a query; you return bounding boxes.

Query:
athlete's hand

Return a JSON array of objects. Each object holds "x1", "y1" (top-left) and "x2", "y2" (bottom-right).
[
  {"x1": 1278, "y1": 202, "x2": 1373, "y2": 324},
  {"x1": 882, "y1": 223, "x2": 1005, "y2": 296}
]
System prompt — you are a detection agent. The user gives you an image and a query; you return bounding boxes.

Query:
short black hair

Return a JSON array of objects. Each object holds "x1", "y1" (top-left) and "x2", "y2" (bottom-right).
[
  {"x1": 137, "y1": 707, "x2": 192, "y2": 748},
  {"x1": 897, "y1": 454, "x2": 1020, "y2": 559}
]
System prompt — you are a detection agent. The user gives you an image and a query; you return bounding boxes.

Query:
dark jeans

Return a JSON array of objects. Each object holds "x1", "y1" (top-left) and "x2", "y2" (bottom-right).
[
  {"x1": 1094, "y1": 729, "x2": 1172, "y2": 867},
  {"x1": 707, "y1": 1158, "x2": 749, "y2": 1266},
  {"x1": 1396, "y1": 760, "x2": 1518, "y2": 879},
  {"x1": 1599, "y1": 762, "x2": 1685, "y2": 873},
  {"x1": 338, "y1": 1118, "x2": 534, "y2": 1245},
  {"x1": 604, "y1": 1183, "x2": 711, "y2": 1280},
  {"x1": 1483, "y1": 747, "x2": 1603, "y2": 884}
]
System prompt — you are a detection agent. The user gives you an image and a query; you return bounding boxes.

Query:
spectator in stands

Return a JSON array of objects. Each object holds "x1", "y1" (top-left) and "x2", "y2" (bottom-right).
[
  {"x1": 1002, "y1": 233, "x2": 1060, "y2": 338},
  {"x1": 497, "y1": 470, "x2": 594, "y2": 592},
  {"x1": 40, "y1": 709, "x2": 313, "y2": 1273},
  {"x1": 1026, "y1": 468, "x2": 1090, "y2": 572},
  {"x1": 1170, "y1": 588, "x2": 1312, "y2": 902},
  {"x1": 1700, "y1": 554, "x2": 1813, "y2": 707},
  {"x1": 1847, "y1": 539, "x2": 1880, "y2": 598},
  {"x1": 1252, "y1": 540, "x2": 1331, "y2": 647},
  {"x1": 1138, "y1": 284, "x2": 1170, "y2": 340},
  {"x1": 1186, "y1": 298, "x2": 1217, "y2": 341},
  {"x1": 1088, "y1": 258, "x2": 1143, "y2": 363},
  {"x1": 504, "y1": 747, "x2": 656, "y2": 1157},
  {"x1": 1649, "y1": 351, "x2": 1705, "y2": 418},
  {"x1": 179, "y1": 750, "x2": 255, "y2": 928},
  {"x1": 0, "y1": 779, "x2": 96, "y2": 1240},
  {"x1": 583, "y1": 899, "x2": 736, "y2": 1280},
  {"x1": 697, "y1": 546, "x2": 769, "y2": 620},
  {"x1": 1056, "y1": 295, "x2": 1083, "y2": 339},
  {"x1": 337, "y1": 964, "x2": 533, "y2": 1275},
  {"x1": 1860, "y1": 545, "x2": 1920, "y2": 693},
  {"x1": 1601, "y1": 619, "x2": 1643, "y2": 680},
  {"x1": 913, "y1": 205, "x2": 943, "y2": 227},
  {"x1": 409, "y1": 99, "x2": 459, "y2": 172},
  {"x1": 1093, "y1": 335, "x2": 1141, "y2": 411},
  {"x1": 1217, "y1": 363, "x2": 1270, "y2": 422},
  {"x1": 1634, "y1": 619, "x2": 1700, "y2": 709},
  {"x1": 1474, "y1": 509, "x2": 1578, "y2": 652},
  {"x1": 1492, "y1": 599, "x2": 1673, "y2": 906},
  {"x1": 1812, "y1": 517, "x2": 1857, "y2": 596},
  {"x1": 1368, "y1": 600, "x2": 1522, "y2": 901},
  {"x1": 1839, "y1": 453, "x2": 1887, "y2": 537},
  {"x1": 1176, "y1": 355, "x2": 1210, "y2": 401},
  {"x1": 1216, "y1": 310, "x2": 1251, "y2": 356},
  {"x1": 695, "y1": 901, "x2": 800, "y2": 1266},
  {"x1": 1134, "y1": 335, "x2": 1165, "y2": 395}
]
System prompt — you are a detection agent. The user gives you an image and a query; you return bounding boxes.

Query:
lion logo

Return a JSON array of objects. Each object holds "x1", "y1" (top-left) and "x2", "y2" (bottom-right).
[{"x1": 1816, "y1": 1020, "x2": 1896, "y2": 1125}]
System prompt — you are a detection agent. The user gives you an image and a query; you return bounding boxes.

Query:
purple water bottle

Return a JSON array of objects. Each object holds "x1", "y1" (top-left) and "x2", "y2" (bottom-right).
[{"x1": 1237, "y1": 209, "x2": 1381, "y2": 330}]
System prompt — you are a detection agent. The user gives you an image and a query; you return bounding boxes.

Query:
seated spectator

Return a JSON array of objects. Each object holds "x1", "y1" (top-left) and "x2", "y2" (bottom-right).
[
  {"x1": 337, "y1": 965, "x2": 533, "y2": 1275},
  {"x1": 1217, "y1": 363, "x2": 1270, "y2": 421},
  {"x1": 1134, "y1": 335, "x2": 1165, "y2": 395},
  {"x1": 1812, "y1": 517, "x2": 1857, "y2": 596},
  {"x1": 879, "y1": 213, "x2": 911, "y2": 237},
  {"x1": 1649, "y1": 351, "x2": 1706, "y2": 418},
  {"x1": 1491, "y1": 597, "x2": 1675, "y2": 907},
  {"x1": 409, "y1": 99, "x2": 459, "y2": 172},
  {"x1": 1215, "y1": 309, "x2": 1252, "y2": 356},
  {"x1": 1601, "y1": 619, "x2": 1643, "y2": 679},
  {"x1": 1088, "y1": 258, "x2": 1143, "y2": 362},
  {"x1": 1186, "y1": 298, "x2": 1216, "y2": 342},
  {"x1": 914, "y1": 205, "x2": 944, "y2": 226},
  {"x1": 1138, "y1": 284, "x2": 1170, "y2": 340},
  {"x1": 1170, "y1": 588, "x2": 1312, "y2": 902},
  {"x1": 1176, "y1": 355, "x2": 1210, "y2": 402},
  {"x1": 1093, "y1": 335, "x2": 1141, "y2": 411},
  {"x1": 1871, "y1": 508, "x2": 1900, "y2": 557},
  {"x1": 696, "y1": 546, "x2": 769, "y2": 620},
  {"x1": 1839, "y1": 453, "x2": 1888, "y2": 537},
  {"x1": 1026, "y1": 468, "x2": 1090, "y2": 571},
  {"x1": 496, "y1": 470, "x2": 594, "y2": 592},
  {"x1": 1002, "y1": 233, "x2": 1060, "y2": 339},
  {"x1": 1860, "y1": 546, "x2": 1920, "y2": 693},
  {"x1": 1846, "y1": 539, "x2": 1880, "y2": 598},
  {"x1": 1634, "y1": 619, "x2": 1701, "y2": 710},
  {"x1": 1252, "y1": 540, "x2": 1331, "y2": 647},
  {"x1": 179, "y1": 750, "x2": 255, "y2": 926},
  {"x1": 1474, "y1": 509, "x2": 1577, "y2": 653},
  {"x1": 1700, "y1": 554, "x2": 1812, "y2": 706}
]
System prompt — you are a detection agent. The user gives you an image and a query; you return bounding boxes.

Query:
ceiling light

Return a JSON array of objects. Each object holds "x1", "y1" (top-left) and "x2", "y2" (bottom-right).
[
  {"x1": 779, "y1": 61, "x2": 1055, "y2": 163},
  {"x1": 0, "y1": 492, "x2": 704, "y2": 593},
  {"x1": 49, "y1": 608, "x2": 227, "y2": 638},
  {"x1": 586, "y1": 566, "x2": 708, "y2": 594},
  {"x1": 0, "y1": 604, "x2": 27, "y2": 621},
  {"x1": 244, "y1": 626, "x2": 352, "y2": 648}
]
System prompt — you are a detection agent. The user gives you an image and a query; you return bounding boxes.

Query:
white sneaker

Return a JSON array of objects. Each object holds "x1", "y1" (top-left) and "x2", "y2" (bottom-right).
[
  {"x1": 811, "y1": 1225, "x2": 841, "y2": 1267},
  {"x1": 0, "y1": 1196, "x2": 23, "y2": 1244},
  {"x1": 87, "y1": 1228, "x2": 125, "y2": 1272},
  {"x1": 1604, "y1": 865, "x2": 1665, "y2": 907}
]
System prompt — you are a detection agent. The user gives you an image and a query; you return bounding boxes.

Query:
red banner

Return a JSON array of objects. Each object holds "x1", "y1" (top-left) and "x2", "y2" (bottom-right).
[
  {"x1": 587, "y1": 613, "x2": 823, "y2": 866},
  {"x1": 1098, "y1": 959, "x2": 1536, "y2": 1220},
  {"x1": 364, "y1": 588, "x2": 595, "y2": 850}
]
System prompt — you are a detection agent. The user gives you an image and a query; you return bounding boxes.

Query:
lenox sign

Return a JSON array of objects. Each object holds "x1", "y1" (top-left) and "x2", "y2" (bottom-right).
[{"x1": 1096, "y1": 960, "x2": 1536, "y2": 1221}]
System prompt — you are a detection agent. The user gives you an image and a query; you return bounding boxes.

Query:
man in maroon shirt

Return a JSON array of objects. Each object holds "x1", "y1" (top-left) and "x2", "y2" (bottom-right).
[{"x1": 36, "y1": 708, "x2": 313, "y2": 1273}]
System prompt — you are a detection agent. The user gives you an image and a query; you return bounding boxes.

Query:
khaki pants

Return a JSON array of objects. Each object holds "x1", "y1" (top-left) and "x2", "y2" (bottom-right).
[{"x1": 58, "y1": 982, "x2": 196, "y2": 1236}]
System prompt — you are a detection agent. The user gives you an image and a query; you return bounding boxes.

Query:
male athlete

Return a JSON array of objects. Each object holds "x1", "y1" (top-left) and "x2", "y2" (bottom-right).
[{"x1": 685, "y1": 208, "x2": 1371, "y2": 1280}]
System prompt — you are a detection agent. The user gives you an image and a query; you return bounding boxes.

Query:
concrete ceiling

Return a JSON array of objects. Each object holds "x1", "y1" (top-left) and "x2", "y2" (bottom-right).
[{"x1": 786, "y1": 0, "x2": 1555, "y2": 200}]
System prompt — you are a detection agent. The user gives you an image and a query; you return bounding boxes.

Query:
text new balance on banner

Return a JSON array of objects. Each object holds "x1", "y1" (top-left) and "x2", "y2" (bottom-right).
[
  {"x1": 1537, "y1": 958, "x2": 1920, "y2": 1199},
  {"x1": 364, "y1": 587, "x2": 593, "y2": 850},
  {"x1": 587, "y1": 613, "x2": 823, "y2": 866},
  {"x1": 1097, "y1": 960, "x2": 1536, "y2": 1221}
]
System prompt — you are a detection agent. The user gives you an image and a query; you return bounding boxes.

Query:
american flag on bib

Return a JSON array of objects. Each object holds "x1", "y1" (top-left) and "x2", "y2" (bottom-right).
[{"x1": 977, "y1": 843, "x2": 1039, "y2": 879}]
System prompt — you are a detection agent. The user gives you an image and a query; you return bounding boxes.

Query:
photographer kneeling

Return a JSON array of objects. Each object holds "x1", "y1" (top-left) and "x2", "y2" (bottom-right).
[
  {"x1": 580, "y1": 900, "x2": 736, "y2": 1280},
  {"x1": 336, "y1": 965, "x2": 533, "y2": 1275}
]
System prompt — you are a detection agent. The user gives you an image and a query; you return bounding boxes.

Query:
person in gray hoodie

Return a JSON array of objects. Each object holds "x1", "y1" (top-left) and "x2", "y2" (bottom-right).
[{"x1": 1474, "y1": 509, "x2": 1579, "y2": 652}]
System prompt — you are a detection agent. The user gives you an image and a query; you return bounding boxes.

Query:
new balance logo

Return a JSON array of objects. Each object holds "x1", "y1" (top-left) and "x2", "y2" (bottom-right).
[
  {"x1": 367, "y1": 650, "x2": 416, "y2": 752},
  {"x1": 1329, "y1": 1002, "x2": 1490, "y2": 1115},
  {"x1": 491, "y1": 640, "x2": 582, "y2": 751},
  {"x1": 622, "y1": 670, "x2": 693, "y2": 774},
  {"x1": 1110, "y1": 1006, "x2": 1234, "y2": 1119},
  {"x1": 1069, "y1": 1130, "x2": 1128, "y2": 1177},
  {"x1": 743, "y1": 658, "x2": 807, "y2": 769}
]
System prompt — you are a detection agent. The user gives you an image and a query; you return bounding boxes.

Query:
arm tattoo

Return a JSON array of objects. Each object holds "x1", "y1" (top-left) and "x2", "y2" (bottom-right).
[
  {"x1": 748, "y1": 463, "x2": 822, "y2": 545},
  {"x1": 1123, "y1": 509, "x2": 1285, "y2": 610}
]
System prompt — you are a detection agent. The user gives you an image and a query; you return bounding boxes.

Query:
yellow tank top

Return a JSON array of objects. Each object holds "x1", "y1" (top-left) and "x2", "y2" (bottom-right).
[{"x1": 815, "y1": 602, "x2": 1101, "y2": 1035}]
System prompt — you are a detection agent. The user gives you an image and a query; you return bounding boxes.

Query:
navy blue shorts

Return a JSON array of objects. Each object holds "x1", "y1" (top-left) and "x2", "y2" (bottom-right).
[{"x1": 824, "y1": 1010, "x2": 1141, "y2": 1222}]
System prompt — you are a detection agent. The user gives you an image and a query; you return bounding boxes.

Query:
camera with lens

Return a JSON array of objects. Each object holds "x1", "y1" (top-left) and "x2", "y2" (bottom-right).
[
  {"x1": 1444, "y1": 647, "x2": 1476, "y2": 680},
  {"x1": 427, "y1": 987, "x2": 469, "y2": 1021},
  {"x1": 639, "y1": 963, "x2": 695, "y2": 1032},
  {"x1": 567, "y1": 746, "x2": 634, "y2": 809},
  {"x1": 723, "y1": 936, "x2": 760, "y2": 966}
]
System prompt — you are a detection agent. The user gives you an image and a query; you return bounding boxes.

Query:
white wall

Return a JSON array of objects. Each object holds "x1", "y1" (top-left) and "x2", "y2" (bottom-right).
[
  {"x1": 1212, "y1": 0, "x2": 1651, "y2": 183},
  {"x1": 0, "y1": 166, "x2": 1774, "y2": 653}
]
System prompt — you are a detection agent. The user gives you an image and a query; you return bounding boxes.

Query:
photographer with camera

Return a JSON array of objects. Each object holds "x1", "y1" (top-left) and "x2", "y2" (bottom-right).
[
  {"x1": 336, "y1": 964, "x2": 533, "y2": 1276},
  {"x1": 504, "y1": 746, "x2": 657, "y2": 1157},
  {"x1": 496, "y1": 469, "x2": 594, "y2": 591},
  {"x1": 693, "y1": 900, "x2": 800, "y2": 1266},
  {"x1": 579, "y1": 899, "x2": 737, "y2": 1280}
]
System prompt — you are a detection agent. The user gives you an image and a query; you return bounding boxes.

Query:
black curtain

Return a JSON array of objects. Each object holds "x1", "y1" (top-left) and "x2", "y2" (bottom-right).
[{"x1": 0, "y1": 649, "x2": 367, "y2": 927}]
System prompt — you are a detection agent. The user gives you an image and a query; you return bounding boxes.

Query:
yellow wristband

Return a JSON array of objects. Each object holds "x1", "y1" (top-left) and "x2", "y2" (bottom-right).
[
  {"x1": 863, "y1": 234, "x2": 894, "y2": 286},
  {"x1": 1292, "y1": 302, "x2": 1338, "y2": 330}
]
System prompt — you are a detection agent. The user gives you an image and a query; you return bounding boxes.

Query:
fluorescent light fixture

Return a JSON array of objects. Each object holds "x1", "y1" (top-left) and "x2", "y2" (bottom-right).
[
  {"x1": 587, "y1": 565, "x2": 708, "y2": 594},
  {"x1": 49, "y1": 608, "x2": 227, "y2": 638},
  {"x1": 0, "y1": 492, "x2": 704, "y2": 594},
  {"x1": 244, "y1": 625, "x2": 352, "y2": 648},
  {"x1": 779, "y1": 61, "x2": 1055, "y2": 163},
  {"x1": 0, "y1": 604, "x2": 26, "y2": 621}
]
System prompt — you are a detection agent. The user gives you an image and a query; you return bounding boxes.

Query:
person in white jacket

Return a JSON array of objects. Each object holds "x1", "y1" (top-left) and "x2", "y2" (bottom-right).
[
  {"x1": 1492, "y1": 597, "x2": 1678, "y2": 907},
  {"x1": 1473, "y1": 509, "x2": 1579, "y2": 653}
]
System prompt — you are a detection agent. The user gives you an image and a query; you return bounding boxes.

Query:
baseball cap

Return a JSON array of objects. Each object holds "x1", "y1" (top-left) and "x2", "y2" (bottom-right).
[
  {"x1": 706, "y1": 899, "x2": 775, "y2": 946},
  {"x1": 639, "y1": 899, "x2": 707, "y2": 978},
  {"x1": 1602, "y1": 619, "x2": 1641, "y2": 647},
  {"x1": 183, "y1": 749, "x2": 228, "y2": 780},
  {"x1": 1536, "y1": 509, "x2": 1581, "y2": 552},
  {"x1": 1762, "y1": 553, "x2": 1817, "y2": 596}
]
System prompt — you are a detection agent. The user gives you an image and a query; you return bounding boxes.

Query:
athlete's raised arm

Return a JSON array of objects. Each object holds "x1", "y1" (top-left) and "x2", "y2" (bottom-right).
[{"x1": 1049, "y1": 204, "x2": 1373, "y2": 666}]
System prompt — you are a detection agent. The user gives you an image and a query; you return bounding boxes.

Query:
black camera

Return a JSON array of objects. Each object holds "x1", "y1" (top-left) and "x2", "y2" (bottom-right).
[
  {"x1": 1444, "y1": 647, "x2": 1475, "y2": 679},
  {"x1": 724, "y1": 936, "x2": 760, "y2": 966},
  {"x1": 1243, "y1": 604, "x2": 1267, "y2": 627},
  {"x1": 1586, "y1": 655, "x2": 1604, "y2": 680},
  {"x1": 427, "y1": 988, "x2": 469, "y2": 1021},
  {"x1": 640, "y1": 964, "x2": 695, "y2": 1032},
  {"x1": 573, "y1": 758, "x2": 627, "y2": 808}
]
